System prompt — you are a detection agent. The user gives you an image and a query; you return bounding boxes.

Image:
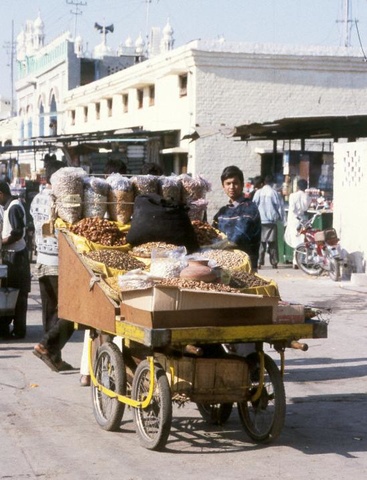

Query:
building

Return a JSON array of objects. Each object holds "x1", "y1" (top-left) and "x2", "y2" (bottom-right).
[{"x1": 7, "y1": 14, "x2": 367, "y2": 273}]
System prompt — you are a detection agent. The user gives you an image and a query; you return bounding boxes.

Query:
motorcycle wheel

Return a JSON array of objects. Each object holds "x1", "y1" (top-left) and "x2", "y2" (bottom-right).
[
  {"x1": 295, "y1": 243, "x2": 323, "y2": 276},
  {"x1": 328, "y1": 256, "x2": 341, "y2": 282}
]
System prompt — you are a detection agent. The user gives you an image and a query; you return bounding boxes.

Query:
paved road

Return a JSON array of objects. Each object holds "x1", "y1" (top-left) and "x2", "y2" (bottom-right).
[{"x1": 1, "y1": 265, "x2": 366, "y2": 480}]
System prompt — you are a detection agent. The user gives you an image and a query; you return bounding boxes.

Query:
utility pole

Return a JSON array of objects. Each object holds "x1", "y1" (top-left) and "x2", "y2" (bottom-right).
[
  {"x1": 3, "y1": 19, "x2": 16, "y2": 117},
  {"x1": 337, "y1": 0, "x2": 355, "y2": 47},
  {"x1": 66, "y1": 0, "x2": 87, "y2": 39}
]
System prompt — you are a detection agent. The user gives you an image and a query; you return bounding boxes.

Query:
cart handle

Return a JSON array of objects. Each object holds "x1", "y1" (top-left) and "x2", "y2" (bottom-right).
[{"x1": 88, "y1": 337, "x2": 155, "y2": 409}]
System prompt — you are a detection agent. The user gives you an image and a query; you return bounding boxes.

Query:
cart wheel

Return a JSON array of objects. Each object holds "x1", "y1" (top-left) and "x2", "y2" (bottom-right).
[
  {"x1": 196, "y1": 403, "x2": 233, "y2": 425},
  {"x1": 132, "y1": 360, "x2": 172, "y2": 451},
  {"x1": 91, "y1": 342, "x2": 126, "y2": 432},
  {"x1": 238, "y1": 353, "x2": 286, "y2": 443}
]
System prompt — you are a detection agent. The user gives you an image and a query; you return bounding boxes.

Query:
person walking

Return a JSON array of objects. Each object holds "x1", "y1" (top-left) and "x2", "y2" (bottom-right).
[
  {"x1": 213, "y1": 165, "x2": 261, "y2": 272},
  {"x1": 30, "y1": 158, "x2": 74, "y2": 371},
  {"x1": 284, "y1": 178, "x2": 312, "y2": 268},
  {"x1": 253, "y1": 174, "x2": 285, "y2": 269},
  {"x1": 0, "y1": 181, "x2": 31, "y2": 340}
]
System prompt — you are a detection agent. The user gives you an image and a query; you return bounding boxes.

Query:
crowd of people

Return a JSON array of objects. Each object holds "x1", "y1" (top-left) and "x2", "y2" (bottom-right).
[{"x1": 0, "y1": 161, "x2": 311, "y2": 387}]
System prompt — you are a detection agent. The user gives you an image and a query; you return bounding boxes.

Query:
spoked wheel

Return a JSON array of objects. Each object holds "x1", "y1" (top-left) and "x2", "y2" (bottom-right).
[
  {"x1": 132, "y1": 360, "x2": 172, "y2": 451},
  {"x1": 295, "y1": 243, "x2": 322, "y2": 276},
  {"x1": 196, "y1": 403, "x2": 233, "y2": 425},
  {"x1": 238, "y1": 352, "x2": 286, "y2": 443},
  {"x1": 91, "y1": 342, "x2": 126, "y2": 431}
]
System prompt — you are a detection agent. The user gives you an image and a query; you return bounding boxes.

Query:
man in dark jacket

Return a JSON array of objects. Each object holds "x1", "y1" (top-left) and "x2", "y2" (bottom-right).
[
  {"x1": 213, "y1": 165, "x2": 261, "y2": 271},
  {"x1": 0, "y1": 181, "x2": 31, "y2": 339}
]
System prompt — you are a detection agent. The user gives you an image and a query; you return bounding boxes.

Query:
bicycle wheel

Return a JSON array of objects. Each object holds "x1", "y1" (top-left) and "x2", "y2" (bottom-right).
[
  {"x1": 295, "y1": 243, "x2": 322, "y2": 276},
  {"x1": 238, "y1": 353, "x2": 286, "y2": 443},
  {"x1": 91, "y1": 342, "x2": 126, "y2": 432},
  {"x1": 132, "y1": 360, "x2": 172, "y2": 451},
  {"x1": 196, "y1": 402, "x2": 233, "y2": 425}
]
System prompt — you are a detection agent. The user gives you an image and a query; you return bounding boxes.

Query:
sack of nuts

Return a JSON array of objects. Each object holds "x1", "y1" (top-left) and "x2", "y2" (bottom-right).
[
  {"x1": 51, "y1": 167, "x2": 87, "y2": 224},
  {"x1": 106, "y1": 174, "x2": 134, "y2": 224}
]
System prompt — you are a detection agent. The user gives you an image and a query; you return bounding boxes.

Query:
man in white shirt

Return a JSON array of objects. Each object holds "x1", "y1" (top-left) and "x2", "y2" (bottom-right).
[
  {"x1": 253, "y1": 175, "x2": 285, "y2": 269},
  {"x1": 30, "y1": 157, "x2": 74, "y2": 372}
]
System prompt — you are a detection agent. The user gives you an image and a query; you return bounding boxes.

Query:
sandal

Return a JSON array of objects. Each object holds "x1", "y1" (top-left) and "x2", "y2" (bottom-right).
[{"x1": 32, "y1": 344, "x2": 61, "y2": 373}]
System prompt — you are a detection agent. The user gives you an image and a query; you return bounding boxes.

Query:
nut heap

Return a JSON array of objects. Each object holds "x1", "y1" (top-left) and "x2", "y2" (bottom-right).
[
  {"x1": 129, "y1": 242, "x2": 179, "y2": 258},
  {"x1": 197, "y1": 249, "x2": 247, "y2": 270},
  {"x1": 70, "y1": 217, "x2": 127, "y2": 246},
  {"x1": 229, "y1": 271, "x2": 270, "y2": 289},
  {"x1": 85, "y1": 250, "x2": 146, "y2": 271},
  {"x1": 157, "y1": 277, "x2": 241, "y2": 293},
  {"x1": 191, "y1": 220, "x2": 222, "y2": 246}
]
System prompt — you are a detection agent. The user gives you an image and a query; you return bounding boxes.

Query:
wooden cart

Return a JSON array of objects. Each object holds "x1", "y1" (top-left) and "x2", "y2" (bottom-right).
[{"x1": 59, "y1": 232, "x2": 328, "y2": 450}]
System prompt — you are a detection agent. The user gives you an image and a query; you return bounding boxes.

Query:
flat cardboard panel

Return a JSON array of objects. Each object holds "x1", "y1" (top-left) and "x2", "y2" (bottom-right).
[
  {"x1": 178, "y1": 288, "x2": 277, "y2": 310},
  {"x1": 120, "y1": 303, "x2": 273, "y2": 328},
  {"x1": 275, "y1": 303, "x2": 304, "y2": 324},
  {"x1": 120, "y1": 285, "x2": 277, "y2": 328},
  {"x1": 58, "y1": 233, "x2": 119, "y2": 332}
]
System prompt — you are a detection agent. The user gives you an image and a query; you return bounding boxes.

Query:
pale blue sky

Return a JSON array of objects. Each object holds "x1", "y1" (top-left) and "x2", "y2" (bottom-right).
[{"x1": 1, "y1": 0, "x2": 367, "y2": 98}]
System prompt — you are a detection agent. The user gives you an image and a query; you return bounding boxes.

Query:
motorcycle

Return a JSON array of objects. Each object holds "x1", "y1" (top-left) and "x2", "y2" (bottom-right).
[{"x1": 294, "y1": 212, "x2": 343, "y2": 281}]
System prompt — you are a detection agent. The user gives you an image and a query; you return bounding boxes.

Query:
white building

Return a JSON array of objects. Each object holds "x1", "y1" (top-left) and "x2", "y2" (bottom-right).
[{"x1": 8, "y1": 15, "x2": 367, "y2": 273}]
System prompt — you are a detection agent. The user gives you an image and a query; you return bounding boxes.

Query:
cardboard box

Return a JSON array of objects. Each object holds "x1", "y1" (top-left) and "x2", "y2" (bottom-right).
[
  {"x1": 120, "y1": 285, "x2": 277, "y2": 328},
  {"x1": 274, "y1": 302, "x2": 305, "y2": 324}
]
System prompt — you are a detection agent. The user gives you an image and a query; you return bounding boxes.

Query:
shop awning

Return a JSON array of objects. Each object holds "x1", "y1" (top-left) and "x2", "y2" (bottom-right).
[
  {"x1": 183, "y1": 115, "x2": 367, "y2": 143},
  {"x1": 233, "y1": 115, "x2": 367, "y2": 141}
]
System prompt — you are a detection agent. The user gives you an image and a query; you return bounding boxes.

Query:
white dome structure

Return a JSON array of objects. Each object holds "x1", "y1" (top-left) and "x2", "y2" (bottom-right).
[
  {"x1": 33, "y1": 11, "x2": 45, "y2": 50},
  {"x1": 135, "y1": 33, "x2": 145, "y2": 55},
  {"x1": 161, "y1": 19, "x2": 174, "y2": 52}
]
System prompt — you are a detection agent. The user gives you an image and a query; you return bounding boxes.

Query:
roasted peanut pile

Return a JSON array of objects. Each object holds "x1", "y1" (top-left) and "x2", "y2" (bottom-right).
[
  {"x1": 196, "y1": 249, "x2": 247, "y2": 270},
  {"x1": 229, "y1": 271, "x2": 270, "y2": 289},
  {"x1": 191, "y1": 220, "x2": 222, "y2": 246},
  {"x1": 129, "y1": 242, "x2": 179, "y2": 258},
  {"x1": 70, "y1": 217, "x2": 127, "y2": 246},
  {"x1": 85, "y1": 250, "x2": 146, "y2": 270},
  {"x1": 157, "y1": 277, "x2": 241, "y2": 293}
]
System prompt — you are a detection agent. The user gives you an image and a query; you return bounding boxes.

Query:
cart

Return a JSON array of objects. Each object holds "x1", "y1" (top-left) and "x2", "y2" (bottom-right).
[{"x1": 59, "y1": 232, "x2": 328, "y2": 451}]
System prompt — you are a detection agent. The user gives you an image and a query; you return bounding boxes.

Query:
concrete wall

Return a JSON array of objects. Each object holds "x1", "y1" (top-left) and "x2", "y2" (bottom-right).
[{"x1": 333, "y1": 142, "x2": 367, "y2": 272}]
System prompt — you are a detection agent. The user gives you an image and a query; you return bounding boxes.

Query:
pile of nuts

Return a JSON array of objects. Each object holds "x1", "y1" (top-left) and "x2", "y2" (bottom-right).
[
  {"x1": 196, "y1": 249, "x2": 248, "y2": 270},
  {"x1": 70, "y1": 217, "x2": 127, "y2": 246},
  {"x1": 129, "y1": 242, "x2": 179, "y2": 258},
  {"x1": 229, "y1": 271, "x2": 270, "y2": 289},
  {"x1": 85, "y1": 250, "x2": 146, "y2": 271},
  {"x1": 157, "y1": 277, "x2": 241, "y2": 293},
  {"x1": 191, "y1": 220, "x2": 223, "y2": 246}
]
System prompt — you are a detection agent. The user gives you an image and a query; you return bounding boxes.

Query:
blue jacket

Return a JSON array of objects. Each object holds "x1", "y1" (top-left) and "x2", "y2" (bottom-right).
[{"x1": 213, "y1": 196, "x2": 261, "y2": 262}]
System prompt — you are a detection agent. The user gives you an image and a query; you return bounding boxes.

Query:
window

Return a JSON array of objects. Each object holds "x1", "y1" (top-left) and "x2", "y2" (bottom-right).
[
  {"x1": 179, "y1": 74, "x2": 188, "y2": 97},
  {"x1": 70, "y1": 109, "x2": 76, "y2": 126},
  {"x1": 148, "y1": 85, "x2": 155, "y2": 106},
  {"x1": 122, "y1": 94, "x2": 128, "y2": 113},
  {"x1": 95, "y1": 103, "x2": 100, "y2": 120},
  {"x1": 137, "y1": 89, "x2": 144, "y2": 109},
  {"x1": 107, "y1": 98, "x2": 113, "y2": 116},
  {"x1": 84, "y1": 106, "x2": 88, "y2": 122}
]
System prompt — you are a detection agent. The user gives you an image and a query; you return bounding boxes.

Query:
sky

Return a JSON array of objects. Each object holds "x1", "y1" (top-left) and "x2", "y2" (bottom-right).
[{"x1": 1, "y1": 0, "x2": 367, "y2": 98}]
